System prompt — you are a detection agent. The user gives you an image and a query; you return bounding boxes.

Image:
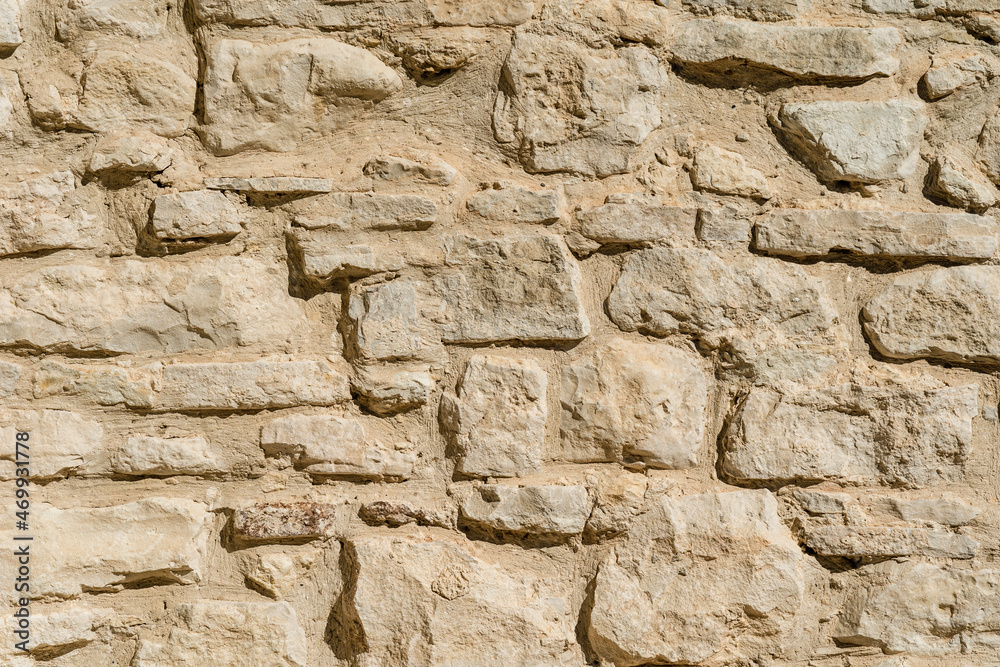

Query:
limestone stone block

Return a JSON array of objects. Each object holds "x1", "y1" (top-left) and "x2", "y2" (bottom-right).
[
  {"x1": 888, "y1": 497, "x2": 981, "y2": 526},
  {"x1": 560, "y1": 338, "x2": 708, "y2": 468},
  {"x1": 495, "y1": 32, "x2": 668, "y2": 177},
  {"x1": 791, "y1": 488, "x2": 850, "y2": 515},
  {"x1": 289, "y1": 230, "x2": 381, "y2": 282},
  {"x1": 690, "y1": 145, "x2": 772, "y2": 199},
  {"x1": 466, "y1": 185, "x2": 561, "y2": 224},
  {"x1": 336, "y1": 534, "x2": 583, "y2": 665},
  {"x1": 0, "y1": 0, "x2": 20, "y2": 49},
  {"x1": 33, "y1": 360, "x2": 157, "y2": 408},
  {"x1": 57, "y1": 0, "x2": 169, "y2": 40},
  {"x1": 151, "y1": 190, "x2": 243, "y2": 241},
  {"x1": 696, "y1": 205, "x2": 753, "y2": 243},
  {"x1": 774, "y1": 100, "x2": 927, "y2": 183},
  {"x1": 682, "y1": 0, "x2": 809, "y2": 20},
  {"x1": 290, "y1": 192, "x2": 436, "y2": 230},
  {"x1": 577, "y1": 196, "x2": 698, "y2": 244},
  {"x1": 242, "y1": 549, "x2": 319, "y2": 599},
  {"x1": 803, "y1": 525, "x2": 977, "y2": 559},
  {"x1": 133, "y1": 601, "x2": 307, "y2": 666},
  {"x1": 232, "y1": 502, "x2": 338, "y2": 543},
  {"x1": 923, "y1": 52, "x2": 989, "y2": 99},
  {"x1": 589, "y1": 489, "x2": 808, "y2": 665},
  {"x1": 0, "y1": 171, "x2": 104, "y2": 257},
  {"x1": 755, "y1": 209, "x2": 997, "y2": 260},
  {"x1": 433, "y1": 235, "x2": 589, "y2": 344},
  {"x1": 927, "y1": 155, "x2": 997, "y2": 212},
  {"x1": 26, "y1": 605, "x2": 113, "y2": 657},
  {"x1": 202, "y1": 38, "x2": 402, "y2": 154},
  {"x1": 671, "y1": 21, "x2": 900, "y2": 81},
  {"x1": 204, "y1": 176, "x2": 333, "y2": 194},
  {"x1": 364, "y1": 155, "x2": 457, "y2": 185},
  {"x1": 863, "y1": 265, "x2": 1000, "y2": 363},
  {"x1": 111, "y1": 436, "x2": 228, "y2": 477},
  {"x1": 585, "y1": 473, "x2": 648, "y2": 540},
  {"x1": 346, "y1": 279, "x2": 442, "y2": 363},
  {"x1": 0, "y1": 257, "x2": 307, "y2": 354},
  {"x1": 721, "y1": 383, "x2": 977, "y2": 486},
  {"x1": 261, "y1": 414, "x2": 416, "y2": 478},
  {"x1": 459, "y1": 484, "x2": 590, "y2": 536},
  {"x1": 0, "y1": 360, "x2": 18, "y2": 397},
  {"x1": 89, "y1": 130, "x2": 173, "y2": 172},
  {"x1": 0, "y1": 410, "x2": 104, "y2": 480},
  {"x1": 352, "y1": 366, "x2": 435, "y2": 416},
  {"x1": 440, "y1": 355, "x2": 547, "y2": 478}
]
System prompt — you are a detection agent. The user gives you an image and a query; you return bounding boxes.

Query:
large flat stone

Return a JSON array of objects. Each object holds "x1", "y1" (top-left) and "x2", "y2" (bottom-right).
[
  {"x1": 459, "y1": 484, "x2": 590, "y2": 537},
  {"x1": 682, "y1": 0, "x2": 809, "y2": 20},
  {"x1": 755, "y1": 209, "x2": 996, "y2": 260},
  {"x1": 345, "y1": 279, "x2": 442, "y2": 363},
  {"x1": 577, "y1": 197, "x2": 697, "y2": 244},
  {"x1": 289, "y1": 192, "x2": 436, "y2": 230},
  {"x1": 232, "y1": 502, "x2": 338, "y2": 543},
  {"x1": 721, "y1": 383, "x2": 977, "y2": 486},
  {"x1": 433, "y1": 235, "x2": 589, "y2": 344},
  {"x1": 111, "y1": 436, "x2": 228, "y2": 477},
  {"x1": 863, "y1": 266, "x2": 1000, "y2": 364},
  {"x1": 671, "y1": 21, "x2": 900, "y2": 81},
  {"x1": 803, "y1": 525, "x2": 978, "y2": 559},
  {"x1": 0, "y1": 172, "x2": 104, "y2": 257},
  {"x1": 0, "y1": 410, "x2": 103, "y2": 480},
  {"x1": 151, "y1": 190, "x2": 242, "y2": 241}
]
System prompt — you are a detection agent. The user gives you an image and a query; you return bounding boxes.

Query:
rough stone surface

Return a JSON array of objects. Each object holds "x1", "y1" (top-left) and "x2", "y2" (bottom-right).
[
  {"x1": 364, "y1": 155, "x2": 457, "y2": 186},
  {"x1": 111, "y1": 436, "x2": 227, "y2": 477},
  {"x1": 459, "y1": 484, "x2": 590, "y2": 536},
  {"x1": 0, "y1": 410, "x2": 104, "y2": 480},
  {"x1": 927, "y1": 155, "x2": 998, "y2": 211},
  {"x1": 578, "y1": 196, "x2": 698, "y2": 244},
  {"x1": 151, "y1": 189, "x2": 243, "y2": 241},
  {"x1": 0, "y1": 172, "x2": 104, "y2": 257},
  {"x1": 775, "y1": 100, "x2": 927, "y2": 183},
  {"x1": 802, "y1": 525, "x2": 978, "y2": 559},
  {"x1": 290, "y1": 192, "x2": 436, "y2": 230},
  {"x1": 923, "y1": 53, "x2": 989, "y2": 99},
  {"x1": 346, "y1": 279, "x2": 442, "y2": 363},
  {"x1": 691, "y1": 145, "x2": 772, "y2": 199},
  {"x1": 682, "y1": 0, "x2": 809, "y2": 20},
  {"x1": 755, "y1": 209, "x2": 997, "y2": 260},
  {"x1": 232, "y1": 502, "x2": 338, "y2": 543},
  {"x1": 466, "y1": 184, "x2": 561, "y2": 223},
  {"x1": 89, "y1": 130, "x2": 173, "y2": 172},
  {"x1": 441, "y1": 355, "x2": 547, "y2": 478}
]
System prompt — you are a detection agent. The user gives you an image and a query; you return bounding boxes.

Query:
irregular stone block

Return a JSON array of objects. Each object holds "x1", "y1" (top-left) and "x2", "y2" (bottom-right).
[
  {"x1": 0, "y1": 360, "x2": 18, "y2": 397},
  {"x1": 0, "y1": 171, "x2": 104, "y2": 257},
  {"x1": 585, "y1": 473, "x2": 647, "y2": 540},
  {"x1": 791, "y1": 488, "x2": 850, "y2": 515},
  {"x1": 460, "y1": 484, "x2": 590, "y2": 537},
  {"x1": 111, "y1": 436, "x2": 228, "y2": 477},
  {"x1": 755, "y1": 209, "x2": 997, "y2": 260},
  {"x1": 774, "y1": 100, "x2": 926, "y2": 183},
  {"x1": 204, "y1": 176, "x2": 333, "y2": 194},
  {"x1": 26, "y1": 605, "x2": 113, "y2": 657},
  {"x1": 834, "y1": 563, "x2": 1000, "y2": 655},
  {"x1": 888, "y1": 497, "x2": 981, "y2": 526},
  {"x1": 0, "y1": 410, "x2": 103, "y2": 480},
  {"x1": 242, "y1": 548, "x2": 319, "y2": 599},
  {"x1": 433, "y1": 235, "x2": 589, "y2": 344},
  {"x1": 71, "y1": 51, "x2": 196, "y2": 137},
  {"x1": 133, "y1": 601, "x2": 307, "y2": 666},
  {"x1": 803, "y1": 525, "x2": 978, "y2": 559},
  {"x1": 927, "y1": 155, "x2": 997, "y2": 212},
  {"x1": 156, "y1": 360, "x2": 350, "y2": 411},
  {"x1": 151, "y1": 190, "x2": 242, "y2": 241},
  {"x1": 364, "y1": 155, "x2": 457, "y2": 185},
  {"x1": 495, "y1": 32, "x2": 667, "y2": 176},
  {"x1": 358, "y1": 501, "x2": 451, "y2": 528},
  {"x1": 352, "y1": 366, "x2": 435, "y2": 416},
  {"x1": 589, "y1": 490, "x2": 808, "y2": 665},
  {"x1": 232, "y1": 502, "x2": 338, "y2": 543},
  {"x1": 7, "y1": 498, "x2": 212, "y2": 598},
  {"x1": 336, "y1": 534, "x2": 582, "y2": 665},
  {"x1": 346, "y1": 279, "x2": 442, "y2": 363},
  {"x1": 0, "y1": 0, "x2": 20, "y2": 49},
  {"x1": 578, "y1": 196, "x2": 697, "y2": 244},
  {"x1": 290, "y1": 192, "x2": 437, "y2": 230},
  {"x1": 261, "y1": 414, "x2": 416, "y2": 478},
  {"x1": 57, "y1": 0, "x2": 168, "y2": 40},
  {"x1": 671, "y1": 21, "x2": 900, "y2": 81},
  {"x1": 682, "y1": 0, "x2": 809, "y2": 20},
  {"x1": 466, "y1": 185, "x2": 561, "y2": 224},
  {"x1": 202, "y1": 38, "x2": 402, "y2": 154},
  {"x1": 560, "y1": 338, "x2": 708, "y2": 468},
  {"x1": 696, "y1": 205, "x2": 753, "y2": 244},
  {"x1": 440, "y1": 355, "x2": 547, "y2": 478},
  {"x1": 721, "y1": 383, "x2": 977, "y2": 486},
  {"x1": 923, "y1": 52, "x2": 989, "y2": 99},
  {"x1": 691, "y1": 145, "x2": 771, "y2": 199},
  {"x1": 289, "y1": 230, "x2": 380, "y2": 282},
  {"x1": 863, "y1": 265, "x2": 1000, "y2": 364},
  {"x1": 0, "y1": 256, "x2": 307, "y2": 354},
  {"x1": 33, "y1": 360, "x2": 156, "y2": 408},
  {"x1": 89, "y1": 130, "x2": 172, "y2": 172}
]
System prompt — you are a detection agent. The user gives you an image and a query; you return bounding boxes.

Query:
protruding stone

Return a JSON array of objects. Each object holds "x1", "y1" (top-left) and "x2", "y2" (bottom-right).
[
  {"x1": 352, "y1": 366, "x2": 435, "y2": 416},
  {"x1": 0, "y1": 360, "x2": 18, "y2": 397},
  {"x1": 27, "y1": 605, "x2": 113, "y2": 658},
  {"x1": 495, "y1": 32, "x2": 667, "y2": 177},
  {"x1": 863, "y1": 266, "x2": 1000, "y2": 364},
  {"x1": 755, "y1": 209, "x2": 997, "y2": 260},
  {"x1": 204, "y1": 177, "x2": 333, "y2": 194},
  {"x1": 834, "y1": 563, "x2": 1000, "y2": 655},
  {"x1": 434, "y1": 235, "x2": 589, "y2": 344},
  {"x1": 791, "y1": 488, "x2": 850, "y2": 515},
  {"x1": 682, "y1": 0, "x2": 809, "y2": 20},
  {"x1": 346, "y1": 279, "x2": 442, "y2": 363},
  {"x1": 440, "y1": 355, "x2": 547, "y2": 478},
  {"x1": 151, "y1": 190, "x2": 242, "y2": 241},
  {"x1": 0, "y1": 0, "x2": 21, "y2": 49},
  {"x1": 560, "y1": 338, "x2": 708, "y2": 468},
  {"x1": 460, "y1": 484, "x2": 590, "y2": 537},
  {"x1": 290, "y1": 192, "x2": 436, "y2": 231},
  {"x1": 0, "y1": 171, "x2": 104, "y2": 257},
  {"x1": 923, "y1": 52, "x2": 989, "y2": 99},
  {"x1": 242, "y1": 549, "x2": 319, "y2": 599},
  {"x1": 89, "y1": 131, "x2": 172, "y2": 172},
  {"x1": 232, "y1": 502, "x2": 338, "y2": 543},
  {"x1": 57, "y1": 0, "x2": 168, "y2": 40},
  {"x1": 671, "y1": 21, "x2": 900, "y2": 81},
  {"x1": 691, "y1": 145, "x2": 772, "y2": 199},
  {"x1": 33, "y1": 360, "x2": 156, "y2": 408},
  {"x1": 289, "y1": 230, "x2": 381, "y2": 283},
  {"x1": 722, "y1": 383, "x2": 977, "y2": 487},
  {"x1": 774, "y1": 100, "x2": 927, "y2": 183},
  {"x1": 133, "y1": 601, "x2": 307, "y2": 666},
  {"x1": 202, "y1": 38, "x2": 402, "y2": 154},
  {"x1": 359, "y1": 501, "x2": 450, "y2": 528},
  {"x1": 111, "y1": 436, "x2": 227, "y2": 477},
  {"x1": 696, "y1": 205, "x2": 753, "y2": 244},
  {"x1": 927, "y1": 155, "x2": 997, "y2": 212},
  {"x1": 589, "y1": 490, "x2": 808, "y2": 665},
  {"x1": 578, "y1": 196, "x2": 697, "y2": 244},
  {"x1": 0, "y1": 257, "x2": 307, "y2": 354},
  {"x1": 337, "y1": 534, "x2": 582, "y2": 666},
  {"x1": 466, "y1": 185, "x2": 561, "y2": 224},
  {"x1": 0, "y1": 410, "x2": 103, "y2": 480},
  {"x1": 261, "y1": 414, "x2": 416, "y2": 478},
  {"x1": 364, "y1": 155, "x2": 457, "y2": 186},
  {"x1": 585, "y1": 474, "x2": 648, "y2": 540},
  {"x1": 803, "y1": 525, "x2": 978, "y2": 559},
  {"x1": 888, "y1": 497, "x2": 981, "y2": 526}
]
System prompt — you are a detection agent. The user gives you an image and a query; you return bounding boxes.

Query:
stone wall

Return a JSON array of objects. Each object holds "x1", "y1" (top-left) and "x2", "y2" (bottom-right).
[{"x1": 0, "y1": 0, "x2": 998, "y2": 665}]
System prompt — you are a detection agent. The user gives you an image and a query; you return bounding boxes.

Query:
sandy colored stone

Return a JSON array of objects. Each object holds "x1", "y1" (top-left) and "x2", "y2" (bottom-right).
[
  {"x1": 578, "y1": 196, "x2": 698, "y2": 244},
  {"x1": 863, "y1": 265, "x2": 1000, "y2": 364},
  {"x1": 232, "y1": 502, "x2": 338, "y2": 543},
  {"x1": 696, "y1": 205, "x2": 753, "y2": 243},
  {"x1": 0, "y1": 0, "x2": 20, "y2": 48},
  {"x1": 351, "y1": 366, "x2": 435, "y2": 416},
  {"x1": 460, "y1": 484, "x2": 590, "y2": 536},
  {"x1": 204, "y1": 176, "x2": 333, "y2": 194},
  {"x1": 89, "y1": 130, "x2": 173, "y2": 172},
  {"x1": 0, "y1": 359, "x2": 18, "y2": 397},
  {"x1": 434, "y1": 234, "x2": 589, "y2": 344},
  {"x1": 755, "y1": 209, "x2": 996, "y2": 260},
  {"x1": 775, "y1": 100, "x2": 926, "y2": 183},
  {"x1": 261, "y1": 414, "x2": 416, "y2": 478},
  {"x1": 923, "y1": 52, "x2": 989, "y2": 99},
  {"x1": 151, "y1": 189, "x2": 243, "y2": 241},
  {"x1": 0, "y1": 171, "x2": 104, "y2": 257},
  {"x1": 888, "y1": 497, "x2": 981, "y2": 526},
  {"x1": 589, "y1": 489, "x2": 809, "y2": 665},
  {"x1": 585, "y1": 474, "x2": 648, "y2": 540},
  {"x1": 33, "y1": 360, "x2": 156, "y2": 408},
  {"x1": 721, "y1": 383, "x2": 977, "y2": 486},
  {"x1": 242, "y1": 548, "x2": 319, "y2": 599},
  {"x1": 671, "y1": 21, "x2": 900, "y2": 80},
  {"x1": 364, "y1": 155, "x2": 457, "y2": 185},
  {"x1": 289, "y1": 230, "x2": 381, "y2": 282},
  {"x1": 803, "y1": 525, "x2": 978, "y2": 559},
  {"x1": 691, "y1": 145, "x2": 772, "y2": 199},
  {"x1": 133, "y1": 601, "x2": 308, "y2": 666},
  {"x1": 466, "y1": 184, "x2": 561, "y2": 223},
  {"x1": 346, "y1": 279, "x2": 442, "y2": 363},
  {"x1": 111, "y1": 436, "x2": 227, "y2": 476},
  {"x1": 0, "y1": 409, "x2": 103, "y2": 480},
  {"x1": 791, "y1": 488, "x2": 850, "y2": 515},
  {"x1": 290, "y1": 192, "x2": 436, "y2": 230},
  {"x1": 927, "y1": 154, "x2": 998, "y2": 211},
  {"x1": 57, "y1": 0, "x2": 168, "y2": 40},
  {"x1": 560, "y1": 338, "x2": 707, "y2": 468},
  {"x1": 26, "y1": 605, "x2": 113, "y2": 657},
  {"x1": 682, "y1": 0, "x2": 809, "y2": 20},
  {"x1": 441, "y1": 355, "x2": 546, "y2": 478}
]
